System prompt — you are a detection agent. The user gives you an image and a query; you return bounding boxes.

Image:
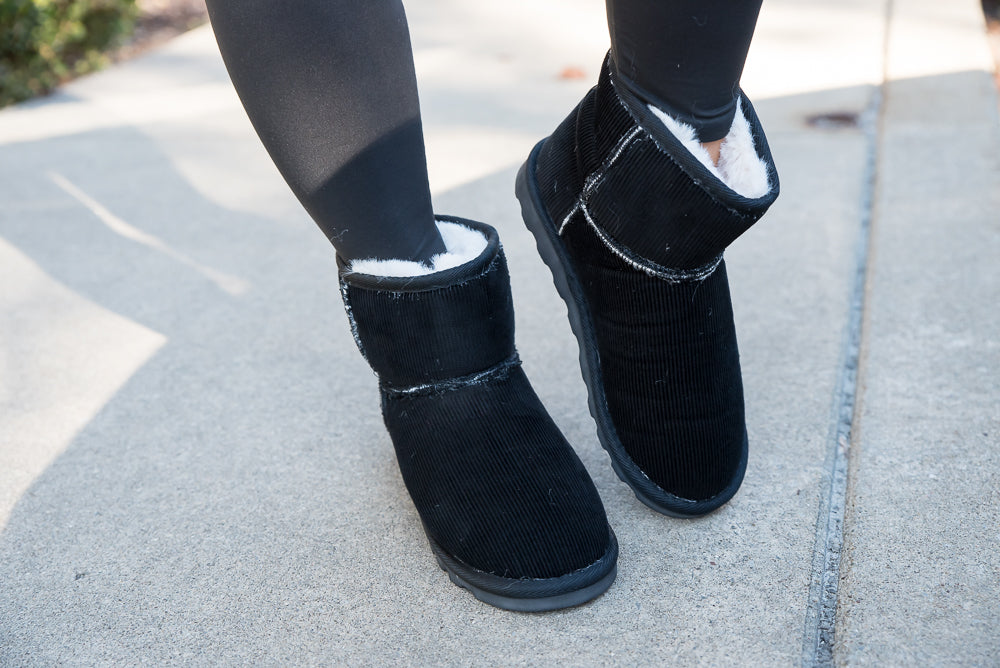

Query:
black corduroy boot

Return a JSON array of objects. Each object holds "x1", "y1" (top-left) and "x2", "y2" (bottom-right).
[
  {"x1": 339, "y1": 216, "x2": 618, "y2": 611},
  {"x1": 515, "y1": 56, "x2": 780, "y2": 518}
]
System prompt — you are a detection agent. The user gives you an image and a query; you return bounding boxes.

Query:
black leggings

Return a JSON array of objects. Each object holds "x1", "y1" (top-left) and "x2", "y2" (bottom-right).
[{"x1": 205, "y1": 1, "x2": 763, "y2": 264}]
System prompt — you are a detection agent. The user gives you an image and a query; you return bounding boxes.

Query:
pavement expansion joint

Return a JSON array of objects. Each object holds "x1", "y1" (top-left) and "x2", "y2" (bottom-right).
[{"x1": 800, "y1": 2, "x2": 893, "y2": 664}]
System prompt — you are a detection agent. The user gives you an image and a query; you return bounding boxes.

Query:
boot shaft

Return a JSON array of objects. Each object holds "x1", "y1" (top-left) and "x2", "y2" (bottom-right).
[
  {"x1": 339, "y1": 217, "x2": 516, "y2": 392},
  {"x1": 535, "y1": 55, "x2": 780, "y2": 272}
]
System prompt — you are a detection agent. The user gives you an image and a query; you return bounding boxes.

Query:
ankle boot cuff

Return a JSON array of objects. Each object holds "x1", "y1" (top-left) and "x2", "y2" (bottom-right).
[
  {"x1": 338, "y1": 216, "x2": 517, "y2": 391},
  {"x1": 537, "y1": 54, "x2": 780, "y2": 271}
]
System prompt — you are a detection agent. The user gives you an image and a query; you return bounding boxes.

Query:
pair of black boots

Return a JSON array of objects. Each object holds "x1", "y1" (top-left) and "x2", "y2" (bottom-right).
[{"x1": 338, "y1": 58, "x2": 779, "y2": 611}]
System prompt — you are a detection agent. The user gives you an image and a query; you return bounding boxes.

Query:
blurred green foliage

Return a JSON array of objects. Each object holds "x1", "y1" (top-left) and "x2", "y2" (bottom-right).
[{"x1": 0, "y1": 0, "x2": 137, "y2": 107}]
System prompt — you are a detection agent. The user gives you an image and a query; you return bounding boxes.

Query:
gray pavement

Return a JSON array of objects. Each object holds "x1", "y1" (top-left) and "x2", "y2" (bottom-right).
[{"x1": 0, "y1": 0, "x2": 997, "y2": 665}]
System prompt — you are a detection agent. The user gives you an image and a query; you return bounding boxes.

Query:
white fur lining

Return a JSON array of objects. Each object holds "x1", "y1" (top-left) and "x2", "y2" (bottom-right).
[
  {"x1": 648, "y1": 99, "x2": 771, "y2": 199},
  {"x1": 348, "y1": 221, "x2": 488, "y2": 277}
]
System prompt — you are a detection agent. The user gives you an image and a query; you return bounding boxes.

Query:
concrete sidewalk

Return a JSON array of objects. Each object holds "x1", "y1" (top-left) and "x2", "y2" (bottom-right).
[{"x1": 1, "y1": 0, "x2": 997, "y2": 665}]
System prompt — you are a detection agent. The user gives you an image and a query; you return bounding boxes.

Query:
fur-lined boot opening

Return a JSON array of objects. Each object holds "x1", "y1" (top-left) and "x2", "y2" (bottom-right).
[
  {"x1": 349, "y1": 221, "x2": 488, "y2": 277},
  {"x1": 648, "y1": 99, "x2": 771, "y2": 199}
]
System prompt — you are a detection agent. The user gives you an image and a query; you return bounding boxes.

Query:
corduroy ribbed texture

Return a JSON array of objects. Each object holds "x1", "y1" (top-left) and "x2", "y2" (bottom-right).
[
  {"x1": 339, "y1": 217, "x2": 615, "y2": 590},
  {"x1": 537, "y1": 56, "x2": 779, "y2": 272},
  {"x1": 385, "y1": 364, "x2": 610, "y2": 579},
  {"x1": 343, "y1": 252, "x2": 514, "y2": 391},
  {"x1": 562, "y1": 219, "x2": 744, "y2": 501},
  {"x1": 522, "y1": 53, "x2": 779, "y2": 510}
]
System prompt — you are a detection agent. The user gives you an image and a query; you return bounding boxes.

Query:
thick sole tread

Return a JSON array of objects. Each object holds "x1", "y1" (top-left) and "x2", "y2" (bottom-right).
[{"x1": 428, "y1": 533, "x2": 618, "y2": 612}]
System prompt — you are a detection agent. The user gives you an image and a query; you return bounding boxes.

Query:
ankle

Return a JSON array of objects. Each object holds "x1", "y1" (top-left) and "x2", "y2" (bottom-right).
[{"x1": 701, "y1": 138, "x2": 724, "y2": 166}]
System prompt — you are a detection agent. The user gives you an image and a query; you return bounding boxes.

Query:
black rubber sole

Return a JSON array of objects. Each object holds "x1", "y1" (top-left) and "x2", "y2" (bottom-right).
[
  {"x1": 427, "y1": 531, "x2": 618, "y2": 612},
  {"x1": 515, "y1": 140, "x2": 747, "y2": 519}
]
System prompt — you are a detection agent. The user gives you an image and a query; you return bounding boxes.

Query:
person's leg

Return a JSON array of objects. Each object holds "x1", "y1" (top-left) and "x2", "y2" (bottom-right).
[
  {"x1": 205, "y1": 0, "x2": 618, "y2": 610},
  {"x1": 606, "y1": 0, "x2": 764, "y2": 148},
  {"x1": 205, "y1": 0, "x2": 444, "y2": 263},
  {"x1": 516, "y1": 0, "x2": 777, "y2": 517}
]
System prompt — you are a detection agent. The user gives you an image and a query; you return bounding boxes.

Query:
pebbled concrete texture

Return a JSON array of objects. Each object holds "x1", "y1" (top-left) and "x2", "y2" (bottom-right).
[{"x1": 0, "y1": 0, "x2": 996, "y2": 665}]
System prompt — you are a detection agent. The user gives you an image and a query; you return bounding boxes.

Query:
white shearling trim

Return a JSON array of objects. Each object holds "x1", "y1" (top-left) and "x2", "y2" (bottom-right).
[
  {"x1": 348, "y1": 221, "x2": 488, "y2": 277},
  {"x1": 716, "y1": 100, "x2": 771, "y2": 199},
  {"x1": 648, "y1": 99, "x2": 771, "y2": 199},
  {"x1": 649, "y1": 104, "x2": 717, "y2": 173}
]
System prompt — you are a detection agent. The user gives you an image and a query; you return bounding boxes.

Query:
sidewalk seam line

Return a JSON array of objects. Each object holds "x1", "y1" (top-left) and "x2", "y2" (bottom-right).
[{"x1": 800, "y1": 1, "x2": 892, "y2": 665}]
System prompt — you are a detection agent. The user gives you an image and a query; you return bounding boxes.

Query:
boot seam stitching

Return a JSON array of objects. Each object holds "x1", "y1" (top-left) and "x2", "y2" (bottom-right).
[
  {"x1": 582, "y1": 126, "x2": 643, "y2": 197},
  {"x1": 558, "y1": 125, "x2": 641, "y2": 235},
  {"x1": 382, "y1": 353, "x2": 521, "y2": 398},
  {"x1": 557, "y1": 124, "x2": 723, "y2": 282},
  {"x1": 577, "y1": 203, "x2": 722, "y2": 282}
]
